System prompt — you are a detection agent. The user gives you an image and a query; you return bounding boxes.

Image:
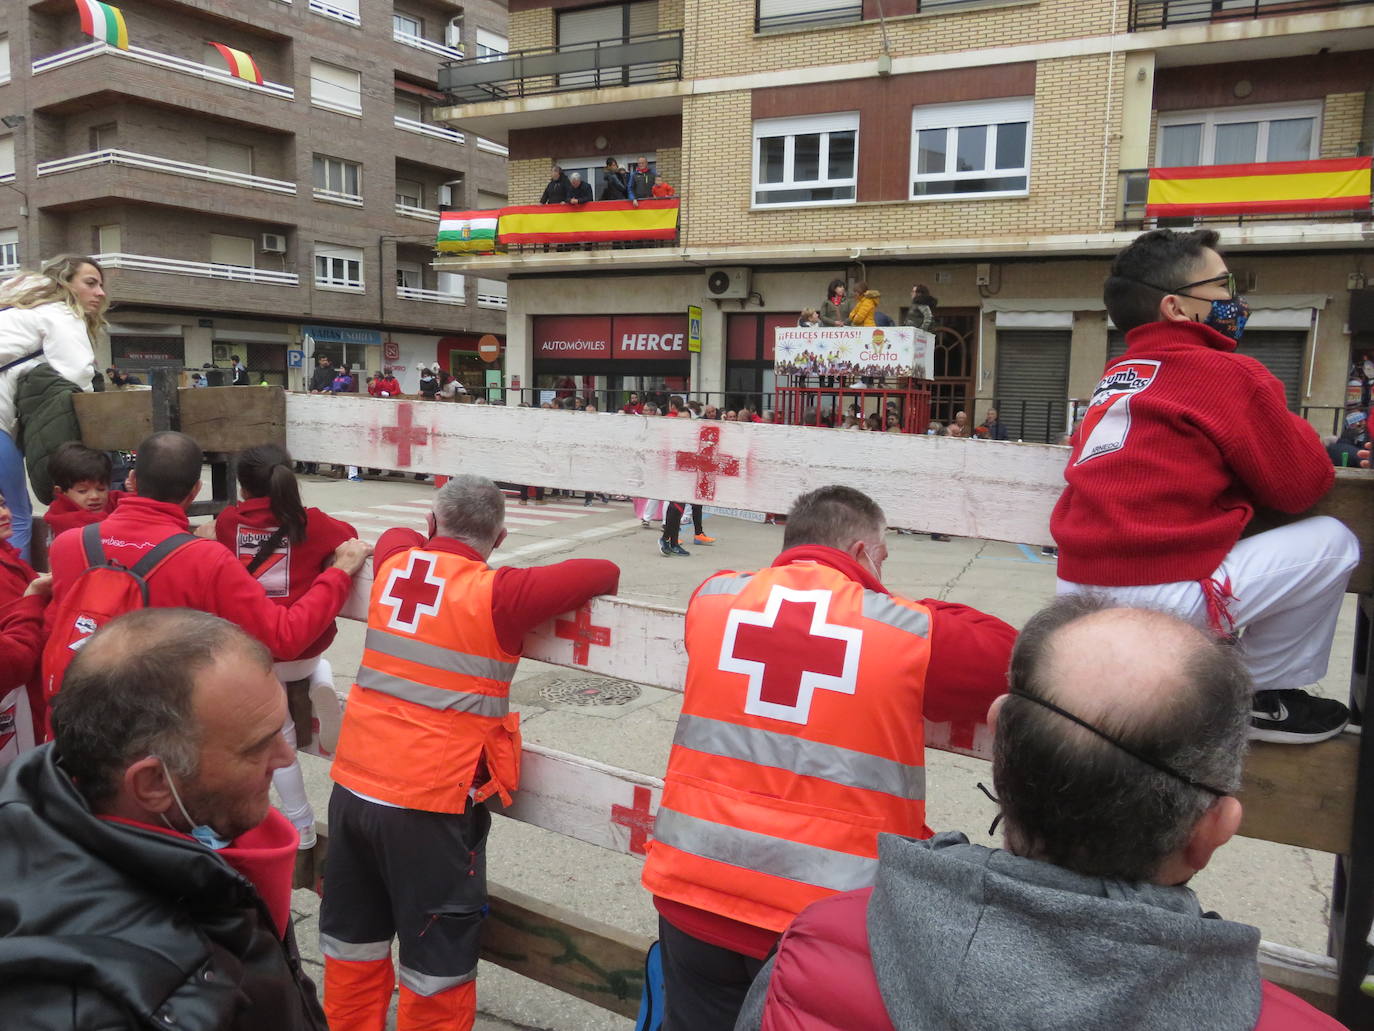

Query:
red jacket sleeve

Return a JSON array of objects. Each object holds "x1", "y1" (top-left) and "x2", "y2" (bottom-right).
[
  {"x1": 375, "y1": 527, "x2": 425, "y2": 569},
  {"x1": 491, "y1": 559, "x2": 621, "y2": 654},
  {"x1": 919, "y1": 599, "x2": 1015, "y2": 725},
  {"x1": 0, "y1": 594, "x2": 46, "y2": 691},
  {"x1": 203, "y1": 544, "x2": 355, "y2": 661},
  {"x1": 1218, "y1": 363, "x2": 1333, "y2": 514}
]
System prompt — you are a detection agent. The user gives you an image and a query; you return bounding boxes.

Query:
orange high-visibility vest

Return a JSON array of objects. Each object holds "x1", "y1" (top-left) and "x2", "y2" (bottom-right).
[
  {"x1": 642, "y1": 560, "x2": 933, "y2": 933},
  {"x1": 330, "y1": 547, "x2": 522, "y2": 813}
]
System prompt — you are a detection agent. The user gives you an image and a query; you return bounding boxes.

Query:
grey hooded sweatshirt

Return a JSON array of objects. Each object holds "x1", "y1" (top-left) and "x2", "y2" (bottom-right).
[{"x1": 737, "y1": 831, "x2": 1264, "y2": 1031}]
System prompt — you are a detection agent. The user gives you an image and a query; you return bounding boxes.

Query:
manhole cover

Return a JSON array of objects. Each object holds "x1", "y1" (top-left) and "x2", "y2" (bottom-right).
[{"x1": 540, "y1": 677, "x2": 643, "y2": 707}]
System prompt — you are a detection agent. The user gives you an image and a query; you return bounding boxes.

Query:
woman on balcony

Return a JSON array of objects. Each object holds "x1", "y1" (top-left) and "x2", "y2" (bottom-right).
[{"x1": 0, "y1": 255, "x2": 106, "y2": 561}]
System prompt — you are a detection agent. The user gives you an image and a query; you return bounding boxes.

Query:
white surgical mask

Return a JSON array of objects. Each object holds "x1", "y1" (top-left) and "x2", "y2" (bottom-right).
[{"x1": 156, "y1": 758, "x2": 232, "y2": 850}]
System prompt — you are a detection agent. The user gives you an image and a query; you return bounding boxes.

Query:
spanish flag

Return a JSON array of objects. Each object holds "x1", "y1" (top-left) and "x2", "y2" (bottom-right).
[
  {"x1": 1146, "y1": 157, "x2": 1372, "y2": 217},
  {"x1": 497, "y1": 199, "x2": 679, "y2": 244},
  {"x1": 437, "y1": 211, "x2": 498, "y2": 254},
  {"x1": 208, "y1": 42, "x2": 264, "y2": 85},
  {"x1": 75, "y1": 0, "x2": 129, "y2": 50}
]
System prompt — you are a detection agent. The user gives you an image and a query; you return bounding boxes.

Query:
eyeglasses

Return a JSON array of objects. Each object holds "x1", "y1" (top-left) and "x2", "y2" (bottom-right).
[
  {"x1": 1009, "y1": 689, "x2": 1228, "y2": 797},
  {"x1": 1137, "y1": 271, "x2": 1236, "y2": 300}
]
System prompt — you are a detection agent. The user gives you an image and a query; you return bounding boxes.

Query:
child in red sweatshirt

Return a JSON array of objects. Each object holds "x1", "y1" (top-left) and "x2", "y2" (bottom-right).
[
  {"x1": 42, "y1": 443, "x2": 130, "y2": 541},
  {"x1": 215, "y1": 443, "x2": 357, "y2": 849}
]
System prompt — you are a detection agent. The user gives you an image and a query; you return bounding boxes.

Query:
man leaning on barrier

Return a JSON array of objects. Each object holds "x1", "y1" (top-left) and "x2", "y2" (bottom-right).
[
  {"x1": 641, "y1": 484, "x2": 1016, "y2": 1030},
  {"x1": 738, "y1": 597, "x2": 1342, "y2": 1031}
]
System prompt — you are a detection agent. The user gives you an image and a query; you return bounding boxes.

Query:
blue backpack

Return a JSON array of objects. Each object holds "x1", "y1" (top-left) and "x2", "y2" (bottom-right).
[{"x1": 635, "y1": 940, "x2": 665, "y2": 1031}]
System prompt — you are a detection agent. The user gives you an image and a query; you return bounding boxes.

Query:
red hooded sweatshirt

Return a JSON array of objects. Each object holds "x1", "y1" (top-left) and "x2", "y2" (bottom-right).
[
  {"x1": 214, "y1": 499, "x2": 358, "y2": 661},
  {"x1": 48, "y1": 495, "x2": 354, "y2": 662},
  {"x1": 42, "y1": 490, "x2": 131, "y2": 540},
  {"x1": 0, "y1": 540, "x2": 44, "y2": 740}
]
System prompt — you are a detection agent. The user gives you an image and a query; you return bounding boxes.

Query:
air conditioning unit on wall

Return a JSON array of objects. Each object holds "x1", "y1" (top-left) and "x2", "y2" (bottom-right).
[
  {"x1": 260, "y1": 233, "x2": 287, "y2": 254},
  {"x1": 705, "y1": 267, "x2": 751, "y2": 300}
]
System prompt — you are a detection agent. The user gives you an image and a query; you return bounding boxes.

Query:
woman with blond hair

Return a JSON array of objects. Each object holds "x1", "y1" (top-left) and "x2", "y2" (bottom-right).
[{"x1": 0, "y1": 255, "x2": 107, "y2": 558}]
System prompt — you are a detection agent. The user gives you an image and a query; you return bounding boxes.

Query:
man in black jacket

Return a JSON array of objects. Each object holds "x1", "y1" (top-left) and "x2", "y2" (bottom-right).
[
  {"x1": 601, "y1": 158, "x2": 629, "y2": 201},
  {"x1": 308, "y1": 354, "x2": 335, "y2": 394},
  {"x1": 0, "y1": 608, "x2": 328, "y2": 1030},
  {"x1": 567, "y1": 171, "x2": 593, "y2": 205},
  {"x1": 539, "y1": 164, "x2": 569, "y2": 204}
]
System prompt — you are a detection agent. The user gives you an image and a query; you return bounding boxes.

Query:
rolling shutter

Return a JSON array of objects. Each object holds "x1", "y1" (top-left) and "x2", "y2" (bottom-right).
[
  {"x1": 994, "y1": 329, "x2": 1071, "y2": 443},
  {"x1": 1107, "y1": 329, "x2": 1303, "y2": 412}
]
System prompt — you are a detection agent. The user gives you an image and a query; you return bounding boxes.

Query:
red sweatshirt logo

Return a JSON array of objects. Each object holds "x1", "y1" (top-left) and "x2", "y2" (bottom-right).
[
  {"x1": 1075, "y1": 359, "x2": 1161, "y2": 466},
  {"x1": 237, "y1": 527, "x2": 290, "y2": 597}
]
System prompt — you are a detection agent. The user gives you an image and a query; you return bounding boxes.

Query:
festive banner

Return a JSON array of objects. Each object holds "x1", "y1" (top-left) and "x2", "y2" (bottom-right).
[
  {"x1": 436, "y1": 210, "x2": 499, "y2": 254},
  {"x1": 497, "y1": 199, "x2": 679, "y2": 244},
  {"x1": 774, "y1": 326, "x2": 933, "y2": 380},
  {"x1": 76, "y1": 0, "x2": 129, "y2": 50},
  {"x1": 208, "y1": 41, "x2": 264, "y2": 85},
  {"x1": 1146, "y1": 157, "x2": 1372, "y2": 217}
]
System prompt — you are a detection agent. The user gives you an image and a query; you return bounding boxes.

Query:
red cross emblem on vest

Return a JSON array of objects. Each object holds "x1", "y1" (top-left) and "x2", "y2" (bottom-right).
[
  {"x1": 379, "y1": 551, "x2": 446, "y2": 633},
  {"x1": 719, "y1": 585, "x2": 862, "y2": 725}
]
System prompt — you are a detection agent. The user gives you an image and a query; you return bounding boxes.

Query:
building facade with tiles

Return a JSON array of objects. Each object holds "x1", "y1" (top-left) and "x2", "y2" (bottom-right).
[
  {"x1": 435, "y1": 0, "x2": 1374, "y2": 441},
  {"x1": 1, "y1": 0, "x2": 508, "y2": 393}
]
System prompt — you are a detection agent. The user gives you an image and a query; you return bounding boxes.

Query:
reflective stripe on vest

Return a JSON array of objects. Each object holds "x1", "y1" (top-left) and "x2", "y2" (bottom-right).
[
  {"x1": 861, "y1": 593, "x2": 930, "y2": 637},
  {"x1": 355, "y1": 666, "x2": 510, "y2": 718},
  {"x1": 364, "y1": 627, "x2": 519, "y2": 682},
  {"x1": 673, "y1": 713, "x2": 925, "y2": 801},
  {"x1": 696, "y1": 573, "x2": 754, "y2": 598},
  {"x1": 653, "y1": 806, "x2": 879, "y2": 893}
]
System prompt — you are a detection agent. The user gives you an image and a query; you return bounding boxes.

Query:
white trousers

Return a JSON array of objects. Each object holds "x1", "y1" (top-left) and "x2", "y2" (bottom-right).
[
  {"x1": 1057, "y1": 516, "x2": 1360, "y2": 694},
  {"x1": 270, "y1": 656, "x2": 335, "y2": 830}
]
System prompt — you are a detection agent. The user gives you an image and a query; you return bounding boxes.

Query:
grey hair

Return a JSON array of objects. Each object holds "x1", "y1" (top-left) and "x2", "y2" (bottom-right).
[
  {"x1": 52, "y1": 609, "x2": 271, "y2": 809},
  {"x1": 995, "y1": 594, "x2": 1252, "y2": 882},
  {"x1": 783, "y1": 485, "x2": 886, "y2": 552},
  {"x1": 433, "y1": 473, "x2": 505, "y2": 549}
]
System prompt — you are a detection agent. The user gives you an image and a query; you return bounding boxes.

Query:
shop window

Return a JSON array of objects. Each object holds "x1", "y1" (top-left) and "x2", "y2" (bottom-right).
[
  {"x1": 752, "y1": 113, "x2": 858, "y2": 208},
  {"x1": 910, "y1": 97, "x2": 1032, "y2": 200}
]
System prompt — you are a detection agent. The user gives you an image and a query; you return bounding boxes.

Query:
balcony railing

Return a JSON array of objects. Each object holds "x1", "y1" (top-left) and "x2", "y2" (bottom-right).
[
  {"x1": 394, "y1": 115, "x2": 465, "y2": 145},
  {"x1": 1129, "y1": 0, "x2": 1374, "y2": 30},
  {"x1": 309, "y1": 0, "x2": 360, "y2": 25},
  {"x1": 313, "y1": 186, "x2": 364, "y2": 206},
  {"x1": 396, "y1": 203, "x2": 441, "y2": 222},
  {"x1": 32, "y1": 42, "x2": 294, "y2": 100},
  {"x1": 397, "y1": 285, "x2": 465, "y2": 305},
  {"x1": 0, "y1": 173, "x2": 14, "y2": 185},
  {"x1": 477, "y1": 138, "x2": 509, "y2": 157},
  {"x1": 439, "y1": 30, "x2": 683, "y2": 103},
  {"x1": 94, "y1": 253, "x2": 300, "y2": 286},
  {"x1": 36, "y1": 149, "x2": 297, "y2": 195},
  {"x1": 393, "y1": 29, "x2": 463, "y2": 62},
  {"x1": 477, "y1": 287, "x2": 507, "y2": 309},
  {"x1": 1118, "y1": 163, "x2": 1373, "y2": 227}
]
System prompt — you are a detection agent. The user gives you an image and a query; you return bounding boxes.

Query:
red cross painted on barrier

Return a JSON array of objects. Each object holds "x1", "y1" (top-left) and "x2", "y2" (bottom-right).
[
  {"x1": 379, "y1": 553, "x2": 445, "y2": 633},
  {"x1": 554, "y1": 604, "x2": 612, "y2": 665},
  {"x1": 610, "y1": 785, "x2": 656, "y2": 856},
  {"x1": 675, "y1": 425, "x2": 741, "y2": 502},
  {"x1": 721, "y1": 587, "x2": 862, "y2": 725},
  {"x1": 381, "y1": 402, "x2": 430, "y2": 468}
]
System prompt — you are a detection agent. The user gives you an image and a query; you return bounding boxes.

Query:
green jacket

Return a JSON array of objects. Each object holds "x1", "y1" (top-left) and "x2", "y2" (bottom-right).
[{"x1": 15, "y1": 362, "x2": 84, "y2": 504}]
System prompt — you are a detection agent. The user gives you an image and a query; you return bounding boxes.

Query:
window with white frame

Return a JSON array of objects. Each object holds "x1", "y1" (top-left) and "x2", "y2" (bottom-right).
[
  {"x1": 756, "y1": 0, "x2": 861, "y2": 32},
  {"x1": 475, "y1": 28, "x2": 507, "y2": 56},
  {"x1": 752, "y1": 114, "x2": 857, "y2": 207},
  {"x1": 1157, "y1": 102, "x2": 1321, "y2": 168},
  {"x1": 310, "y1": 60, "x2": 362, "y2": 116},
  {"x1": 96, "y1": 224, "x2": 121, "y2": 255},
  {"x1": 395, "y1": 178, "x2": 424, "y2": 208},
  {"x1": 315, "y1": 244, "x2": 364, "y2": 290},
  {"x1": 210, "y1": 234, "x2": 255, "y2": 268},
  {"x1": 395, "y1": 261, "x2": 422, "y2": 289},
  {"x1": 910, "y1": 97, "x2": 1032, "y2": 200},
  {"x1": 207, "y1": 138, "x2": 253, "y2": 175},
  {"x1": 0, "y1": 36, "x2": 10, "y2": 83},
  {"x1": 0, "y1": 229, "x2": 17, "y2": 271},
  {"x1": 0, "y1": 136, "x2": 13, "y2": 179},
  {"x1": 393, "y1": 12, "x2": 423, "y2": 37},
  {"x1": 313, "y1": 154, "x2": 362, "y2": 203}
]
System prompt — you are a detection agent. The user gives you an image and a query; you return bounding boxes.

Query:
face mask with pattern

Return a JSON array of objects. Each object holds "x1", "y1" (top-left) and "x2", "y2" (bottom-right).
[{"x1": 1200, "y1": 296, "x2": 1250, "y2": 343}]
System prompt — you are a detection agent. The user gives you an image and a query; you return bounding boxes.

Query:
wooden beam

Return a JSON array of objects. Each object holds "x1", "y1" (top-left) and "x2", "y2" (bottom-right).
[
  {"x1": 1258, "y1": 942, "x2": 1339, "y2": 1016},
  {"x1": 1248, "y1": 469, "x2": 1374, "y2": 594},
  {"x1": 73, "y1": 391, "x2": 152, "y2": 451},
  {"x1": 1237, "y1": 734, "x2": 1358, "y2": 856},
  {"x1": 179, "y1": 386, "x2": 286, "y2": 452}
]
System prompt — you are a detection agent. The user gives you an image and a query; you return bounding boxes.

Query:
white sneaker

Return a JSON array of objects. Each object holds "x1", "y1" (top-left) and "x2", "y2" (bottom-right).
[
  {"x1": 296, "y1": 824, "x2": 318, "y2": 850},
  {"x1": 309, "y1": 680, "x2": 344, "y2": 754}
]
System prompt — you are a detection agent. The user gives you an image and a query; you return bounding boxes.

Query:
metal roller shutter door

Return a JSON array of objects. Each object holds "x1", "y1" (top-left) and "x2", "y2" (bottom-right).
[
  {"x1": 994, "y1": 330, "x2": 1071, "y2": 444},
  {"x1": 1107, "y1": 330, "x2": 1303, "y2": 412}
]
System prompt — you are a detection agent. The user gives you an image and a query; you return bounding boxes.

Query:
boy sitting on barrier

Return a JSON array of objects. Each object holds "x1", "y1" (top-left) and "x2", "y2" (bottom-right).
[
  {"x1": 739, "y1": 597, "x2": 1342, "y2": 1030},
  {"x1": 1052, "y1": 228, "x2": 1358, "y2": 744}
]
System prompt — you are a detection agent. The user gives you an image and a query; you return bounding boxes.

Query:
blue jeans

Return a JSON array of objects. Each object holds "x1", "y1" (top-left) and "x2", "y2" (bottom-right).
[{"x1": 0, "y1": 430, "x2": 31, "y2": 561}]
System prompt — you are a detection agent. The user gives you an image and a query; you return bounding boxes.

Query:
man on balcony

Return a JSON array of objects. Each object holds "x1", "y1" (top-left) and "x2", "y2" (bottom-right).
[
  {"x1": 601, "y1": 158, "x2": 630, "y2": 202},
  {"x1": 1051, "y1": 228, "x2": 1359, "y2": 745},
  {"x1": 567, "y1": 172, "x2": 593, "y2": 206},
  {"x1": 539, "y1": 165, "x2": 569, "y2": 205},
  {"x1": 628, "y1": 156, "x2": 656, "y2": 201}
]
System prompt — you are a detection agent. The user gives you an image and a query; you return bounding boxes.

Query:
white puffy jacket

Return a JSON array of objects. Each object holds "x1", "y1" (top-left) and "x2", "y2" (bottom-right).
[{"x1": 0, "y1": 288, "x2": 97, "y2": 438}]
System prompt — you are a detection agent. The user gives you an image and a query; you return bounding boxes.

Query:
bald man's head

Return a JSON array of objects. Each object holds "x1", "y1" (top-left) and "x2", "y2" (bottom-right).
[
  {"x1": 134, "y1": 431, "x2": 203, "y2": 502},
  {"x1": 994, "y1": 595, "x2": 1251, "y2": 883}
]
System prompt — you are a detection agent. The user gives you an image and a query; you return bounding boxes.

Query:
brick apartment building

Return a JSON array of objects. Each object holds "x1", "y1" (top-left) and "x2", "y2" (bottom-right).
[
  {"x1": 435, "y1": 0, "x2": 1374, "y2": 441},
  {"x1": 0, "y1": 0, "x2": 509, "y2": 393}
]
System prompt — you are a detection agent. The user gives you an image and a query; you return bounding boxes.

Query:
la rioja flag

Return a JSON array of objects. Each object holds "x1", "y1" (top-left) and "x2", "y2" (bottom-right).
[{"x1": 76, "y1": 0, "x2": 129, "y2": 50}]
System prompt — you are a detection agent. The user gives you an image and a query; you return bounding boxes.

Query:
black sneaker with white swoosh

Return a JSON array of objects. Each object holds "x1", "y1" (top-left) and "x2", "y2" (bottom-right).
[{"x1": 1250, "y1": 688, "x2": 1349, "y2": 744}]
